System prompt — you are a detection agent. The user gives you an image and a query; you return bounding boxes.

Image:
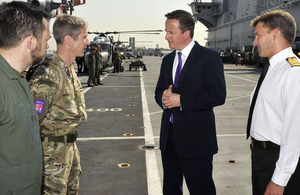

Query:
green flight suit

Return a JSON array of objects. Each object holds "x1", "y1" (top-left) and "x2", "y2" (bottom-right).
[
  {"x1": 112, "y1": 50, "x2": 121, "y2": 73},
  {"x1": 95, "y1": 51, "x2": 103, "y2": 84},
  {"x1": 0, "y1": 55, "x2": 43, "y2": 194},
  {"x1": 87, "y1": 52, "x2": 96, "y2": 86}
]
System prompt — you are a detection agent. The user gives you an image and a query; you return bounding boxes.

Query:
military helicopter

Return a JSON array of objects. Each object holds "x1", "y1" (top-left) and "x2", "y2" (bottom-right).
[
  {"x1": 113, "y1": 38, "x2": 128, "y2": 61},
  {"x1": 83, "y1": 30, "x2": 162, "y2": 72},
  {"x1": 113, "y1": 38, "x2": 152, "y2": 60},
  {"x1": 27, "y1": 0, "x2": 86, "y2": 18}
]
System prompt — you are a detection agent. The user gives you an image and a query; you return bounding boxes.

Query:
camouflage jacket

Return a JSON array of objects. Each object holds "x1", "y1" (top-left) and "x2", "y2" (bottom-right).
[
  {"x1": 29, "y1": 53, "x2": 87, "y2": 136},
  {"x1": 112, "y1": 51, "x2": 121, "y2": 61}
]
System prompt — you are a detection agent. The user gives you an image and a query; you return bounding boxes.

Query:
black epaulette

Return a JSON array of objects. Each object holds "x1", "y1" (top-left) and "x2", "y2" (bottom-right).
[{"x1": 286, "y1": 57, "x2": 300, "y2": 67}]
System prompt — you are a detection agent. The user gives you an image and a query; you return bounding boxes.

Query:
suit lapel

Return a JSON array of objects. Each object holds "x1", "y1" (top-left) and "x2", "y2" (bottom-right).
[
  {"x1": 166, "y1": 51, "x2": 175, "y2": 86},
  {"x1": 176, "y1": 43, "x2": 199, "y2": 89}
]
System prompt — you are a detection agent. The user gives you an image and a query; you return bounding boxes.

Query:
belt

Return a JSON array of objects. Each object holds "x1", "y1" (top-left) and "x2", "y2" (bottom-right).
[
  {"x1": 42, "y1": 132, "x2": 78, "y2": 143},
  {"x1": 250, "y1": 138, "x2": 280, "y2": 149}
]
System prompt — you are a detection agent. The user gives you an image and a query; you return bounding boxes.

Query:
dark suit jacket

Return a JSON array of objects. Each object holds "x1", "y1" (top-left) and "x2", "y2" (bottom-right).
[{"x1": 155, "y1": 42, "x2": 226, "y2": 158}]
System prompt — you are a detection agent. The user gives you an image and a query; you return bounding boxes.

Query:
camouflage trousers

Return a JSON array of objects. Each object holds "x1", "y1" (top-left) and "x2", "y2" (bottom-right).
[{"x1": 42, "y1": 140, "x2": 81, "y2": 195}]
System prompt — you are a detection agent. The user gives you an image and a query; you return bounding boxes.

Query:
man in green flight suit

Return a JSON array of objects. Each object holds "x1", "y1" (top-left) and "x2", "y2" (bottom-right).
[
  {"x1": 87, "y1": 47, "x2": 96, "y2": 87},
  {"x1": 29, "y1": 14, "x2": 89, "y2": 194},
  {"x1": 0, "y1": 2, "x2": 51, "y2": 194},
  {"x1": 95, "y1": 44, "x2": 104, "y2": 85}
]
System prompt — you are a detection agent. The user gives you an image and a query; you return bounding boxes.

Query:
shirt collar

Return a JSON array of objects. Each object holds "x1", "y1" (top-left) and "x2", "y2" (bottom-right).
[
  {"x1": 53, "y1": 52, "x2": 71, "y2": 77},
  {"x1": 176, "y1": 40, "x2": 195, "y2": 58},
  {"x1": 269, "y1": 47, "x2": 294, "y2": 68},
  {"x1": 0, "y1": 55, "x2": 22, "y2": 80}
]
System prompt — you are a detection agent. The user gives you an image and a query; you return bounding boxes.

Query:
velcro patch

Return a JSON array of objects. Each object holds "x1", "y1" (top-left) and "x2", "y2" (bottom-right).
[
  {"x1": 286, "y1": 57, "x2": 300, "y2": 67},
  {"x1": 35, "y1": 100, "x2": 45, "y2": 114}
]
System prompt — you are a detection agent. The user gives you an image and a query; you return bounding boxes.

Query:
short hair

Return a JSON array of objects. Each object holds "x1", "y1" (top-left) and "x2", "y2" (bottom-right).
[
  {"x1": 251, "y1": 10, "x2": 296, "y2": 44},
  {"x1": 165, "y1": 10, "x2": 195, "y2": 38},
  {"x1": 53, "y1": 14, "x2": 88, "y2": 45},
  {"x1": 0, "y1": 1, "x2": 49, "y2": 49}
]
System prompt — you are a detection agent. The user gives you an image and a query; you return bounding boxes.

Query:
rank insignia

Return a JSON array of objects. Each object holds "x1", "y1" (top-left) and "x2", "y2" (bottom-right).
[
  {"x1": 286, "y1": 57, "x2": 300, "y2": 67},
  {"x1": 35, "y1": 100, "x2": 45, "y2": 114}
]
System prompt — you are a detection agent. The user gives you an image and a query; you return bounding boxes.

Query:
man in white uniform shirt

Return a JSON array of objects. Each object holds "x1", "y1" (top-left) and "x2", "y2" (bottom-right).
[{"x1": 247, "y1": 10, "x2": 300, "y2": 195}]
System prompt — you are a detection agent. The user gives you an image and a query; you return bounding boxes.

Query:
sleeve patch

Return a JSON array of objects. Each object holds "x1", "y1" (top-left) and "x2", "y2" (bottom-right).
[
  {"x1": 286, "y1": 57, "x2": 300, "y2": 67},
  {"x1": 35, "y1": 100, "x2": 45, "y2": 114}
]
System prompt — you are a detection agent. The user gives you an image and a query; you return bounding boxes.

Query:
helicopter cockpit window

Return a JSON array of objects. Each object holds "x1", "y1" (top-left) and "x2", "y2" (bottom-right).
[{"x1": 100, "y1": 45, "x2": 111, "y2": 52}]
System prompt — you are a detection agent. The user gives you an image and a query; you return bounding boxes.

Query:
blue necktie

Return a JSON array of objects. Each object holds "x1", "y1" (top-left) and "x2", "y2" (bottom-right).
[
  {"x1": 171, "y1": 52, "x2": 182, "y2": 123},
  {"x1": 174, "y1": 52, "x2": 182, "y2": 88}
]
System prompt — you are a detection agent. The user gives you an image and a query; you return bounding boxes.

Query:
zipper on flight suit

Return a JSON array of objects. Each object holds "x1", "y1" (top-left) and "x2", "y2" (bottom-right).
[{"x1": 20, "y1": 101, "x2": 34, "y2": 141}]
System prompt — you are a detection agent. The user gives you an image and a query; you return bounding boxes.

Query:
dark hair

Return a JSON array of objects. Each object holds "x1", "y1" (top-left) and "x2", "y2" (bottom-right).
[
  {"x1": 0, "y1": 1, "x2": 49, "y2": 48},
  {"x1": 53, "y1": 14, "x2": 87, "y2": 45},
  {"x1": 251, "y1": 10, "x2": 296, "y2": 44},
  {"x1": 165, "y1": 10, "x2": 195, "y2": 38}
]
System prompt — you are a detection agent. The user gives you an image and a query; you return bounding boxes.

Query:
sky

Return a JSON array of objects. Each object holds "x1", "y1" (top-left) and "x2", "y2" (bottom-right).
[
  {"x1": 2, "y1": 0, "x2": 209, "y2": 50},
  {"x1": 49, "y1": 0, "x2": 209, "y2": 50}
]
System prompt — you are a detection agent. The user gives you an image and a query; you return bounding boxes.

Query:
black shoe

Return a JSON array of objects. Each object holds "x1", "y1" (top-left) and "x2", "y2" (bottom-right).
[
  {"x1": 97, "y1": 82, "x2": 103, "y2": 85},
  {"x1": 88, "y1": 84, "x2": 94, "y2": 87},
  {"x1": 93, "y1": 83, "x2": 98, "y2": 86}
]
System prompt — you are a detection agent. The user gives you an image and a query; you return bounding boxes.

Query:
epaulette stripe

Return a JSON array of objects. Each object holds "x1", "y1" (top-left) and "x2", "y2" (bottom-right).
[{"x1": 286, "y1": 57, "x2": 300, "y2": 67}]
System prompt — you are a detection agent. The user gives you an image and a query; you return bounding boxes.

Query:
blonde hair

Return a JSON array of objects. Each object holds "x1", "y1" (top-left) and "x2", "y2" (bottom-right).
[{"x1": 53, "y1": 14, "x2": 87, "y2": 45}]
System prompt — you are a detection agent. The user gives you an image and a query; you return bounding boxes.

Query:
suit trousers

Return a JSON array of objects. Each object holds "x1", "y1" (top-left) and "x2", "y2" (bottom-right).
[
  {"x1": 251, "y1": 144, "x2": 300, "y2": 195},
  {"x1": 161, "y1": 123, "x2": 216, "y2": 195}
]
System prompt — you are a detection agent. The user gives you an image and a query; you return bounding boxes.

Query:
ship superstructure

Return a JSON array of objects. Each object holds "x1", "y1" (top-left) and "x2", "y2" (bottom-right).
[{"x1": 190, "y1": 0, "x2": 300, "y2": 64}]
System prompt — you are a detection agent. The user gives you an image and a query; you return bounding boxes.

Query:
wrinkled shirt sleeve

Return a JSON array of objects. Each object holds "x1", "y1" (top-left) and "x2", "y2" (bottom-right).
[{"x1": 272, "y1": 67, "x2": 300, "y2": 186}]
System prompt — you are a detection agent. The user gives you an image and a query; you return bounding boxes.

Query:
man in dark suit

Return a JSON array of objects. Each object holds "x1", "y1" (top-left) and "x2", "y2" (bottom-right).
[{"x1": 154, "y1": 10, "x2": 226, "y2": 195}]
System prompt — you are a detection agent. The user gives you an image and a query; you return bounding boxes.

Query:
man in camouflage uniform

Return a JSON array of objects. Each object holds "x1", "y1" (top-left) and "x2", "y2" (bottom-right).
[
  {"x1": 0, "y1": 2, "x2": 50, "y2": 194},
  {"x1": 29, "y1": 14, "x2": 89, "y2": 195},
  {"x1": 95, "y1": 44, "x2": 104, "y2": 85}
]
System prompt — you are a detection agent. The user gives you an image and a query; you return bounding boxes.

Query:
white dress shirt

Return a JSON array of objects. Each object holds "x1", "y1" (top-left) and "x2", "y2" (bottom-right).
[
  {"x1": 163, "y1": 40, "x2": 195, "y2": 110},
  {"x1": 250, "y1": 47, "x2": 300, "y2": 186},
  {"x1": 172, "y1": 40, "x2": 195, "y2": 83}
]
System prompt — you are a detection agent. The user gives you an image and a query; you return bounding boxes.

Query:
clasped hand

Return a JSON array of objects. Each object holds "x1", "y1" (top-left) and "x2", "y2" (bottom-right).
[
  {"x1": 162, "y1": 85, "x2": 180, "y2": 109},
  {"x1": 264, "y1": 181, "x2": 284, "y2": 195}
]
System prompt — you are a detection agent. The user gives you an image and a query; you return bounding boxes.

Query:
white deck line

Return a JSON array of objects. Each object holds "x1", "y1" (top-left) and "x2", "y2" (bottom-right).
[
  {"x1": 140, "y1": 69, "x2": 163, "y2": 195},
  {"x1": 76, "y1": 134, "x2": 246, "y2": 142},
  {"x1": 225, "y1": 73, "x2": 258, "y2": 83}
]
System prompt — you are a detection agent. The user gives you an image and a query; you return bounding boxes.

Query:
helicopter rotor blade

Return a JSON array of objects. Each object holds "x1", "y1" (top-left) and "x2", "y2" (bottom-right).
[
  {"x1": 88, "y1": 30, "x2": 163, "y2": 36},
  {"x1": 101, "y1": 30, "x2": 163, "y2": 35},
  {"x1": 88, "y1": 31, "x2": 100, "y2": 35},
  {"x1": 121, "y1": 32, "x2": 161, "y2": 35},
  {"x1": 113, "y1": 30, "x2": 163, "y2": 33}
]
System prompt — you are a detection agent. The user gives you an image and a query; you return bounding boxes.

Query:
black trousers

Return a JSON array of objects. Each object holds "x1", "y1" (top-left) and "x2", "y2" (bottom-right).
[
  {"x1": 251, "y1": 144, "x2": 300, "y2": 195},
  {"x1": 161, "y1": 123, "x2": 216, "y2": 195}
]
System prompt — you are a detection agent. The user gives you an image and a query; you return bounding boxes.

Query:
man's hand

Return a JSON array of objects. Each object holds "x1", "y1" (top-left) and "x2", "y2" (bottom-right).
[
  {"x1": 162, "y1": 85, "x2": 180, "y2": 109},
  {"x1": 264, "y1": 181, "x2": 284, "y2": 195}
]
